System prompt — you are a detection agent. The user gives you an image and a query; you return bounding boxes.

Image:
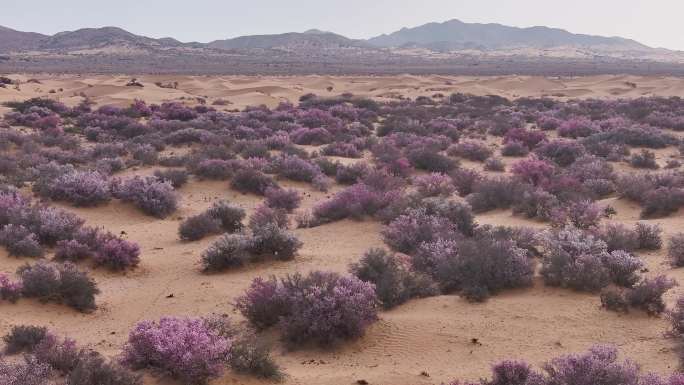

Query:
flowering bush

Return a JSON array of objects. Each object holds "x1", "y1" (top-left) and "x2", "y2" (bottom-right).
[
  {"x1": 535, "y1": 139, "x2": 585, "y2": 167},
  {"x1": 248, "y1": 205, "x2": 289, "y2": 231},
  {"x1": 69, "y1": 350, "x2": 142, "y2": 385},
  {"x1": 382, "y1": 208, "x2": 456, "y2": 254},
  {"x1": 18, "y1": 261, "x2": 99, "y2": 312},
  {"x1": 312, "y1": 183, "x2": 396, "y2": 224},
  {"x1": 511, "y1": 157, "x2": 555, "y2": 186},
  {"x1": 201, "y1": 234, "x2": 251, "y2": 272},
  {"x1": 448, "y1": 140, "x2": 493, "y2": 162},
  {"x1": 669, "y1": 233, "x2": 684, "y2": 267},
  {"x1": 0, "y1": 224, "x2": 43, "y2": 257},
  {"x1": 264, "y1": 187, "x2": 301, "y2": 212},
  {"x1": 94, "y1": 236, "x2": 141, "y2": 270},
  {"x1": 335, "y1": 162, "x2": 370, "y2": 185},
  {"x1": 539, "y1": 227, "x2": 641, "y2": 292},
  {"x1": 0, "y1": 356, "x2": 51, "y2": 385},
  {"x1": 413, "y1": 173, "x2": 455, "y2": 197},
  {"x1": 626, "y1": 275, "x2": 677, "y2": 315},
  {"x1": 0, "y1": 273, "x2": 22, "y2": 302},
  {"x1": 433, "y1": 237, "x2": 535, "y2": 301},
  {"x1": 179, "y1": 213, "x2": 221, "y2": 241},
  {"x1": 2, "y1": 325, "x2": 49, "y2": 354},
  {"x1": 46, "y1": 170, "x2": 112, "y2": 206},
  {"x1": 231, "y1": 168, "x2": 278, "y2": 196},
  {"x1": 207, "y1": 200, "x2": 246, "y2": 232},
  {"x1": 112, "y1": 176, "x2": 177, "y2": 218},
  {"x1": 630, "y1": 149, "x2": 659, "y2": 169},
  {"x1": 122, "y1": 317, "x2": 231, "y2": 384},
  {"x1": 153, "y1": 169, "x2": 188, "y2": 188},
  {"x1": 350, "y1": 248, "x2": 437, "y2": 309},
  {"x1": 249, "y1": 223, "x2": 302, "y2": 261},
  {"x1": 237, "y1": 271, "x2": 378, "y2": 346}
]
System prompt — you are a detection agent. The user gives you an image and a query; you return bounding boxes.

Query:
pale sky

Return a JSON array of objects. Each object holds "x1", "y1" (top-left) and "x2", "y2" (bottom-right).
[{"x1": 2, "y1": 0, "x2": 683, "y2": 50}]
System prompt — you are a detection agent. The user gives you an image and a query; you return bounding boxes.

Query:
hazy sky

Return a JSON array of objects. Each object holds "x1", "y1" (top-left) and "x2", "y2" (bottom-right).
[{"x1": 2, "y1": 0, "x2": 683, "y2": 50}]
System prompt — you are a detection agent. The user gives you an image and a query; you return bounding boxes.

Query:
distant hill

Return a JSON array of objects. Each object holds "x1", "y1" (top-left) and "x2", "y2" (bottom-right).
[
  {"x1": 368, "y1": 19, "x2": 650, "y2": 52},
  {"x1": 208, "y1": 30, "x2": 370, "y2": 51},
  {"x1": 35, "y1": 26, "x2": 187, "y2": 51},
  {"x1": 0, "y1": 25, "x2": 47, "y2": 52}
]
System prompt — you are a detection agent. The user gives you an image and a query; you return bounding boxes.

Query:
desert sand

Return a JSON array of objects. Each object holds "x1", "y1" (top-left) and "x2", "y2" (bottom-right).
[{"x1": 1, "y1": 74, "x2": 684, "y2": 385}]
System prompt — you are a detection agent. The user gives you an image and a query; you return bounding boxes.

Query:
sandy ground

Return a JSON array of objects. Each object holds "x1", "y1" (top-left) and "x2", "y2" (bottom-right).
[
  {"x1": 2, "y1": 74, "x2": 684, "y2": 113},
  {"x1": 1, "y1": 74, "x2": 684, "y2": 385}
]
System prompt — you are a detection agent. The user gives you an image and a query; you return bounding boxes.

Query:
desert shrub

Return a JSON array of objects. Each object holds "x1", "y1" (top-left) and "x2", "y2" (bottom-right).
[
  {"x1": 250, "y1": 223, "x2": 302, "y2": 261},
  {"x1": 0, "y1": 273, "x2": 22, "y2": 302},
  {"x1": 601, "y1": 288, "x2": 630, "y2": 313},
  {"x1": 602, "y1": 250, "x2": 644, "y2": 288},
  {"x1": 228, "y1": 332, "x2": 283, "y2": 380},
  {"x1": 0, "y1": 356, "x2": 51, "y2": 385},
  {"x1": 153, "y1": 169, "x2": 188, "y2": 188},
  {"x1": 383, "y1": 208, "x2": 456, "y2": 254},
  {"x1": 206, "y1": 200, "x2": 246, "y2": 232},
  {"x1": 641, "y1": 187, "x2": 684, "y2": 218},
  {"x1": 505, "y1": 127, "x2": 547, "y2": 149},
  {"x1": 54, "y1": 239, "x2": 92, "y2": 261},
  {"x1": 543, "y1": 345, "x2": 640, "y2": 385},
  {"x1": 350, "y1": 248, "x2": 438, "y2": 309},
  {"x1": 511, "y1": 157, "x2": 555, "y2": 186},
  {"x1": 501, "y1": 140, "x2": 530, "y2": 157},
  {"x1": 248, "y1": 205, "x2": 289, "y2": 231},
  {"x1": 45, "y1": 170, "x2": 112, "y2": 206},
  {"x1": 192, "y1": 159, "x2": 235, "y2": 180},
  {"x1": 112, "y1": 176, "x2": 177, "y2": 218},
  {"x1": 239, "y1": 271, "x2": 378, "y2": 346},
  {"x1": 433, "y1": 237, "x2": 534, "y2": 301},
  {"x1": 0, "y1": 224, "x2": 44, "y2": 257},
  {"x1": 450, "y1": 167, "x2": 482, "y2": 196},
  {"x1": 448, "y1": 140, "x2": 493, "y2": 161},
  {"x1": 201, "y1": 234, "x2": 252, "y2": 272},
  {"x1": 179, "y1": 213, "x2": 221, "y2": 241},
  {"x1": 94, "y1": 236, "x2": 141, "y2": 270},
  {"x1": 314, "y1": 157, "x2": 341, "y2": 176},
  {"x1": 467, "y1": 177, "x2": 523, "y2": 213},
  {"x1": 535, "y1": 139, "x2": 585, "y2": 166},
  {"x1": 321, "y1": 142, "x2": 361, "y2": 158},
  {"x1": 550, "y1": 200, "x2": 606, "y2": 229},
  {"x1": 635, "y1": 222, "x2": 662, "y2": 250},
  {"x1": 264, "y1": 187, "x2": 301, "y2": 212},
  {"x1": 311, "y1": 183, "x2": 397, "y2": 224},
  {"x1": 231, "y1": 168, "x2": 278, "y2": 196},
  {"x1": 122, "y1": 317, "x2": 231, "y2": 385},
  {"x1": 69, "y1": 350, "x2": 142, "y2": 385},
  {"x1": 413, "y1": 173, "x2": 455, "y2": 197},
  {"x1": 484, "y1": 157, "x2": 506, "y2": 172},
  {"x1": 626, "y1": 275, "x2": 677, "y2": 315},
  {"x1": 272, "y1": 155, "x2": 324, "y2": 184},
  {"x1": 235, "y1": 277, "x2": 288, "y2": 329},
  {"x1": 669, "y1": 295, "x2": 684, "y2": 336},
  {"x1": 669, "y1": 233, "x2": 684, "y2": 267},
  {"x1": 630, "y1": 150, "x2": 659, "y2": 169},
  {"x1": 335, "y1": 162, "x2": 370, "y2": 185},
  {"x1": 18, "y1": 261, "x2": 99, "y2": 312},
  {"x1": 598, "y1": 223, "x2": 639, "y2": 252},
  {"x1": 407, "y1": 146, "x2": 458, "y2": 173},
  {"x1": 290, "y1": 127, "x2": 332, "y2": 145},
  {"x1": 512, "y1": 188, "x2": 558, "y2": 220},
  {"x1": 33, "y1": 206, "x2": 84, "y2": 246},
  {"x1": 3, "y1": 325, "x2": 49, "y2": 354},
  {"x1": 539, "y1": 227, "x2": 615, "y2": 292},
  {"x1": 558, "y1": 117, "x2": 598, "y2": 138},
  {"x1": 33, "y1": 334, "x2": 79, "y2": 374}
]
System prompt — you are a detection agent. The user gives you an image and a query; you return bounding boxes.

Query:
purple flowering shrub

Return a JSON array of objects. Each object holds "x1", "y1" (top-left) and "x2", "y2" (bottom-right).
[
  {"x1": 112, "y1": 176, "x2": 178, "y2": 218},
  {"x1": 539, "y1": 227, "x2": 644, "y2": 292},
  {"x1": 668, "y1": 232, "x2": 684, "y2": 267},
  {"x1": 18, "y1": 261, "x2": 99, "y2": 312},
  {"x1": 41, "y1": 170, "x2": 112, "y2": 206},
  {"x1": 0, "y1": 273, "x2": 22, "y2": 302},
  {"x1": 382, "y1": 207, "x2": 456, "y2": 254},
  {"x1": 413, "y1": 173, "x2": 455, "y2": 197},
  {"x1": 448, "y1": 140, "x2": 493, "y2": 162},
  {"x1": 265, "y1": 187, "x2": 301, "y2": 212},
  {"x1": 121, "y1": 317, "x2": 231, "y2": 384},
  {"x1": 447, "y1": 345, "x2": 680, "y2": 385},
  {"x1": 350, "y1": 248, "x2": 438, "y2": 309},
  {"x1": 311, "y1": 182, "x2": 399, "y2": 225},
  {"x1": 236, "y1": 271, "x2": 378, "y2": 346},
  {"x1": 231, "y1": 168, "x2": 279, "y2": 196},
  {"x1": 0, "y1": 356, "x2": 52, "y2": 385},
  {"x1": 153, "y1": 169, "x2": 188, "y2": 188}
]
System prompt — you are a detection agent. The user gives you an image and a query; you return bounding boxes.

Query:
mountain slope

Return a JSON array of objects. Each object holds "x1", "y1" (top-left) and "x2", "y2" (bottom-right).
[
  {"x1": 208, "y1": 31, "x2": 370, "y2": 51},
  {"x1": 368, "y1": 19, "x2": 650, "y2": 51},
  {"x1": 36, "y1": 26, "x2": 186, "y2": 51},
  {"x1": 0, "y1": 26, "x2": 47, "y2": 53}
]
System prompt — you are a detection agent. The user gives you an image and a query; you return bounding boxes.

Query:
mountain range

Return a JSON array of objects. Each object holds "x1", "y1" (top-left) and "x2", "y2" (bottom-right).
[
  {"x1": 0, "y1": 19, "x2": 674, "y2": 56},
  {"x1": 1, "y1": 19, "x2": 683, "y2": 75}
]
